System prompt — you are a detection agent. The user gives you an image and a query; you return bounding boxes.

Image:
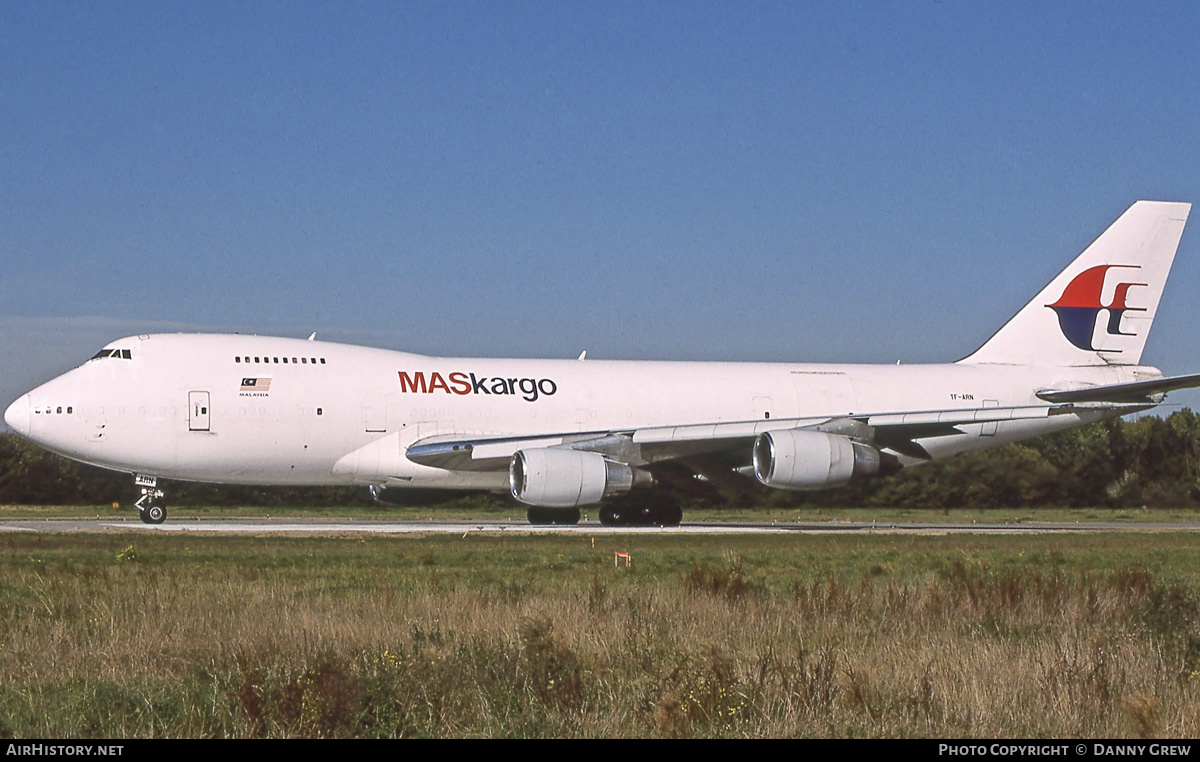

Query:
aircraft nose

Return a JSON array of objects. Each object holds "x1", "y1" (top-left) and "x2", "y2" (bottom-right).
[{"x1": 4, "y1": 395, "x2": 30, "y2": 437}]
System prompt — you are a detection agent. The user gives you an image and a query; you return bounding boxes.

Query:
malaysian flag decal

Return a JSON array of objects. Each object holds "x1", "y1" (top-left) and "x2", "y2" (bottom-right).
[{"x1": 240, "y1": 377, "x2": 272, "y2": 391}]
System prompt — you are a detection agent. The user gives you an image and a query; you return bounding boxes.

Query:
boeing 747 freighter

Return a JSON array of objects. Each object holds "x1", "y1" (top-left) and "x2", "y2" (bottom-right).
[{"x1": 6, "y1": 201, "x2": 1198, "y2": 525}]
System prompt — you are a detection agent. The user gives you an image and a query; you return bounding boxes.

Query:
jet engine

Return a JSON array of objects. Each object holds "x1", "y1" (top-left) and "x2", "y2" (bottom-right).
[
  {"x1": 509, "y1": 448, "x2": 638, "y2": 507},
  {"x1": 752, "y1": 429, "x2": 881, "y2": 491}
]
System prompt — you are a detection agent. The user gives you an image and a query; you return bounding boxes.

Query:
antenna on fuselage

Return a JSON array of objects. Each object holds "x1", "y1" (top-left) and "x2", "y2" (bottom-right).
[{"x1": 307, "y1": 332, "x2": 317, "y2": 341}]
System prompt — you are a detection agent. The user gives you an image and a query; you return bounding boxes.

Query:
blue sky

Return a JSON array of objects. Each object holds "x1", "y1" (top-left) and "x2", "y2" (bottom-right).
[{"x1": 4, "y1": 1, "x2": 1200, "y2": 412}]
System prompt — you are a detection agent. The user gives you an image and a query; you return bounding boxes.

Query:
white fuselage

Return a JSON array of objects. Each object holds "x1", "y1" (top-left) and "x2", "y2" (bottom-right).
[{"x1": 8, "y1": 333, "x2": 1148, "y2": 492}]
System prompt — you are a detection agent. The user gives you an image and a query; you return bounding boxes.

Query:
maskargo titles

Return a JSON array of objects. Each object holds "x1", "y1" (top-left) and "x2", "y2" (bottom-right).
[{"x1": 398, "y1": 371, "x2": 557, "y2": 402}]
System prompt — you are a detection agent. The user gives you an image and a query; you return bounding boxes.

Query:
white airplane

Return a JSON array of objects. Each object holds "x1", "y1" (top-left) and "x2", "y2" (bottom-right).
[{"x1": 6, "y1": 201, "x2": 1200, "y2": 526}]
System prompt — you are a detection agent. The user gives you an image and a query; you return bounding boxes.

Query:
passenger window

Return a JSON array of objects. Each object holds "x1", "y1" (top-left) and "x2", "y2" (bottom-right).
[
  {"x1": 236, "y1": 357, "x2": 241, "y2": 363},
  {"x1": 302, "y1": 358, "x2": 307, "y2": 364},
  {"x1": 292, "y1": 357, "x2": 298, "y2": 364},
  {"x1": 317, "y1": 408, "x2": 323, "y2": 415},
  {"x1": 255, "y1": 357, "x2": 260, "y2": 363},
  {"x1": 282, "y1": 357, "x2": 288, "y2": 363},
  {"x1": 320, "y1": 358, "x2": 326, "y2": 364},
  {"x1": 273, "y1": 357, "x2": 279, "y2": 363},
  {"x1": 67, "y1": 407, "x2": 72, "y2": 414},
  {"x1": 310, "y1": 358, "x2": 316, "y2": 364},
  {"x1": 57, "y1": 407, "x2": 62, "y2": 414}
]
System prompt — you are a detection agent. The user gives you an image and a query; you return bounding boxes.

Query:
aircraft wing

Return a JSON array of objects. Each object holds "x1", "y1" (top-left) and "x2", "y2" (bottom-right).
[{"x1": 404, "y1": 401, "x2": 1126, "y2": 472}]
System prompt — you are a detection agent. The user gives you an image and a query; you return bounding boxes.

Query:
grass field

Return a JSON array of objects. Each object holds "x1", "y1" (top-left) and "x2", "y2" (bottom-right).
[{"x1": 1, "y1": 527, "x2": 1199, "y2": 737}]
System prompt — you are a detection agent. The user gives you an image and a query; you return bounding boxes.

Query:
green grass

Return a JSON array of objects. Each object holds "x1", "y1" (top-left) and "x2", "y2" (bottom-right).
[{"x1": 1, "y1": 530, "x2": 1200, "y2": 737}]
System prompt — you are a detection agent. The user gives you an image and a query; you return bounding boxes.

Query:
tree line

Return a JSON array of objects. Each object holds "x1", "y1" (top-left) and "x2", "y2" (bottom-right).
[{"x1": 3, "y1": 409, "x2": 1200, "y2": 509}]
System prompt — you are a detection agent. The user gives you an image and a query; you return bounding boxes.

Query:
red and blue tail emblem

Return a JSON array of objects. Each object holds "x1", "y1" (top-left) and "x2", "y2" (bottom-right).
[{"x1": 1046, "y1": 265, "x2": 1145, "y2": 352}]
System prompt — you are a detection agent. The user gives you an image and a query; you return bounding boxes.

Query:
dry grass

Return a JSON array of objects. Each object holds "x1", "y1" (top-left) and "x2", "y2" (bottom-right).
[{"x1": 0, "y1": 532, "x2": 1198, "y2": 737}]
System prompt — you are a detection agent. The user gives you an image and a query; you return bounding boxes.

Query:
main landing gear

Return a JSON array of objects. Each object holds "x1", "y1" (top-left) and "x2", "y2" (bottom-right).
[
  {"x1": 599, "y1": 500, "x2": 683, "y2": 527},
  {"x1": 526, "y1": 507, "x2": 581, "y2": 525},
  {"x1": 133, "y1": 474, "x2": 167, "y2": 525},
  {"x1": 600, "y1": 492, "x2": 686, "y2": 528},
  {"x1": 523, "y1": 502, "x2": 684, "y2": 526}
]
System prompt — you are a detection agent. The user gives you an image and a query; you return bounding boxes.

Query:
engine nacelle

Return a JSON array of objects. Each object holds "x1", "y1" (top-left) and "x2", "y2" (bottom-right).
[
  {"x1": 509, "y1": 448, "x2": 636, "y2": 507},
  {"x1": 752, "y1": 429, "x2": 881, "y2": 491}
]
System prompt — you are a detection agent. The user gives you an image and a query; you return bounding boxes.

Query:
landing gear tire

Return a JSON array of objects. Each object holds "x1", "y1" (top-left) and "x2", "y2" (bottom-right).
[
  {"x1": 526, "y1": 507, "x2": 581, "y2": 525},
  {"x1": 651, "y1": 504, "x2": 683, "y2": 527},
  {"x1": 600, "y1": 499, "x2": 683, "y2": 527},
  {"x1": 140, "y1": 503, "x2": 167, "y2": 525},
  {"x1": 600, "y1": 505, "x2": 625, "y2": 526}
]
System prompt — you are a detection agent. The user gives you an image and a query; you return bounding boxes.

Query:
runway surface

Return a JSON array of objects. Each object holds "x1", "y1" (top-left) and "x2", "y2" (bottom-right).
[{"x1": 1, "y1": 517, "x2": 1198, "y2": 535}]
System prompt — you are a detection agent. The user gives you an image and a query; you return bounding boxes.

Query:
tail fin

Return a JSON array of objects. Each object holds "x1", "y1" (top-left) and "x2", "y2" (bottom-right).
[{"x1": 959, "y1": 200, "x2": 1190, "y2": 366}]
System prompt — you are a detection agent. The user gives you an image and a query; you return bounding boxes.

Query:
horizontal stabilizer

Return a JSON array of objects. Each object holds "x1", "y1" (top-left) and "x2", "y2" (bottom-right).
[{"x1": 1035, "y1": 373, "x2": 1200, "y2": 403}]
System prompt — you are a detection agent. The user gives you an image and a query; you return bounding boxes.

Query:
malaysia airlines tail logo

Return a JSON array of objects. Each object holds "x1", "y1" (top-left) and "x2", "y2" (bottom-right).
[{"x1": 1046, "y1": 265, "x2": 1145, "y2": 352}]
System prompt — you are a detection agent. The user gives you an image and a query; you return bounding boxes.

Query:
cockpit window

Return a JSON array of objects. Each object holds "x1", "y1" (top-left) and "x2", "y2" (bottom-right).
[{"x1": 89, "y1": 348, "x2": 133, "y2": 361}]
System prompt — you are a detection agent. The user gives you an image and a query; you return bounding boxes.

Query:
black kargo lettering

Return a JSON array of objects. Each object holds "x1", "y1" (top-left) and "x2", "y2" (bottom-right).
[{"x1": 518, "y1": 378, "x2": 539, "y2": 401}]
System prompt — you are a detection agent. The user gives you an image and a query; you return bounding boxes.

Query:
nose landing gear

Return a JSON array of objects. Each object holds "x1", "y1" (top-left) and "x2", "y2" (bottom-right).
[{"x1": 133, "y1": 475, "x2": 167, "y2": 525}]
